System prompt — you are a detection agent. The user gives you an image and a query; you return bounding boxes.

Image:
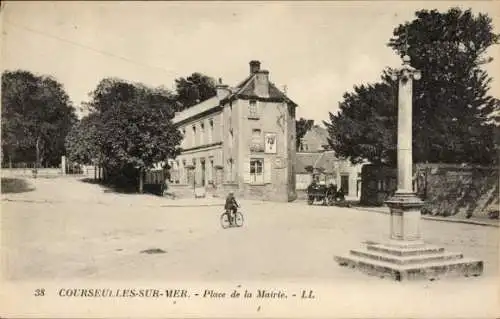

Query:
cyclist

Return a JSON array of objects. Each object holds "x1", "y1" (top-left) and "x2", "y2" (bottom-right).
[{"x1": 224, "y1": 192, "x2": 239, "y2": 225}]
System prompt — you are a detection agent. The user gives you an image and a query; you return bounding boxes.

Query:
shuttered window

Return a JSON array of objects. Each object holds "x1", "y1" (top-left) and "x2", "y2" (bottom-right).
[
  {"x1": 249, "y1": 100, "x2": 259, "y2": 119},
  {"x1": 244, "y1": 158, "x2": 272, "y2": 184},
  {"x1": 250, "y1": 159, "x2": 264, "y2": 184},
  {"x1": 264, "y1": 159, "x2": 272, "y2": 183}
]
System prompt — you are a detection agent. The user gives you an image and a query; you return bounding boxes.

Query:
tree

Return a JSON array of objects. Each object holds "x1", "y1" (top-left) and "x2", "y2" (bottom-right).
[
  {"x1": 325, "y1": 8, "x2": 499, "y2": 165},
  {"x1": 1, "y1": 70, "x2": 77, "y2": 167},
  {"x1": 174, "y1": 73, "x2": 217, "y2": 111},
  {"x1": 65, "y1": 113, "x2": 101, "y2": 166},
  {"x1": 296, "y1": 118, "x2": 315, "y2": 150},
  {"x1": 388, "y1": 8, "x2": 499, "y2": 164},
  {"x1": 325, "y1": 81, "x2": 397, "y2": 165},
  {"x1": 66, "y1": 78, "x2": 182, "y2": 192}
]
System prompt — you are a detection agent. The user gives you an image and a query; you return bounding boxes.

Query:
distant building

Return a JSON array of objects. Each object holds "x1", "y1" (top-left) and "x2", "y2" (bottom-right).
[
  {"x1": 295, "y1": 126, "x2": 364, "y2": 198},
  {"x1": 298, "y1": 125, "x2": 329, "y2": 152},
  {"x1": 168, "y1": 61, "x2": 297, "y2": 202}
]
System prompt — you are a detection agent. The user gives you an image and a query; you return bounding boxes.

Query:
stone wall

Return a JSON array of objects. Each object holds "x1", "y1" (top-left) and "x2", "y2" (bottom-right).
[
  {"x1": 360, "y1": 164, "x2": 499, "y2": 218},
  {"x1": 416, "y1": 164, "x2": 498, "y2": 218}
]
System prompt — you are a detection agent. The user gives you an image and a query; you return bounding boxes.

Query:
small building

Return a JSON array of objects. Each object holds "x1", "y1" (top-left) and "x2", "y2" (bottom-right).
[
  {"x1": 168, "y1": 61, "x2": 297, "y2": 202},
  {"x1": 295, "y1": 126, "x2": 364, "y2": 199}
]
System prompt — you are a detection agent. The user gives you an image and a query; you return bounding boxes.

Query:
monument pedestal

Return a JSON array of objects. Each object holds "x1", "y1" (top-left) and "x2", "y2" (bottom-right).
[{"x1": 334, "y1": 193, "x2": 483, "y2": 281}]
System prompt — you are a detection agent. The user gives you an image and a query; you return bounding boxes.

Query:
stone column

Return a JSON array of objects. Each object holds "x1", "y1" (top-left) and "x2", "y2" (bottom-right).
[
  {"x1": 396, "y1": 63, "x2": 414, "y2": 194},
  {"x1": 385, "y1": 55, "x2": 423, "y2": 245},
  {"x1": 61, "y1": 156, "x2": 67, "y2": 175},
  {"x1": 334, "y1": 54, "x2": 483, "y2": 281}
]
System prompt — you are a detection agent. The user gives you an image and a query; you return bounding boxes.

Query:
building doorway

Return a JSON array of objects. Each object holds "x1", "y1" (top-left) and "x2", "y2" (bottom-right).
[
  {"x1": 187, "y1": 168, "x2": 195, "y2": 187},
  {"x1": 201, "y1": 160, "x2": 206, "y2": 186},
  {"x1": 341, "y1": 174, "x2": 349, "y2": 195},
  {"x1": 210, "y1": 159, "x2": 214, "y2": 184},
  {"x1": 215, "y1": 168, "x2": 223, "y2": 185}
]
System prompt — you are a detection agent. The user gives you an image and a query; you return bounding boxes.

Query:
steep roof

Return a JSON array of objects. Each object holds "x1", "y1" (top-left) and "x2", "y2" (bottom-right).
[
  {"x1": 296, "y1": 151, "x2": 338, "y2": 174},
  {"x1": 300, "y1": 125, "x2": 330, "y2": 151},
  {"x1": 172, "y1": 96, "x2": 220, "y2": 124},
  {"x1": 172, "y1": 61, "x2": 297, "y2": 124},
  {"x1": 222, "y1": 73, "x2": 298, "y2": 107}
]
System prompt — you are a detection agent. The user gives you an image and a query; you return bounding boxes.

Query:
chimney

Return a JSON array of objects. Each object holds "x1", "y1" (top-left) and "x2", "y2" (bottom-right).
[
  {"x1": 216, "y1": 77, "x2": 230, "y2": 100},
  {"x1": 249, "y1": 60, "x2": 261, "y2": 74},
  {"x1": 254, "y1": 70, "x2": 269, "y2": 97}
]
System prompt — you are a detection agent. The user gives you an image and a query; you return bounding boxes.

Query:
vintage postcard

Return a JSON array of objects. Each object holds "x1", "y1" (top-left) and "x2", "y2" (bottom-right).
[{"x1": 1, "y1": 1, "x2": 499, "y2": 318}]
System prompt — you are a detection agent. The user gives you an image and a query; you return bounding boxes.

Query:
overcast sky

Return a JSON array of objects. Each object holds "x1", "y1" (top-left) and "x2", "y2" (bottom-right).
[{"x1": 2, "y1": 1, "x2": 499, "y2": 124}]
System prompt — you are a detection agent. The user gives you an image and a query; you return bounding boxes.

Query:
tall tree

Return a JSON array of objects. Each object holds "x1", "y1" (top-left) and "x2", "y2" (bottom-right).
[
  {"x1": 325, "y1": 8, "x2": 499, "y2": 165},
  {"x1": 66, "y1": 78, "x2": 182, "y2": 192},
  {"x1": 325, "y1": 81, "x2": 397, "y2": 165},
  {"x1": 1, "y1": 70, "x2": 77, "y2": 167},
  {"x1": 65, "y1": 113, "x2": 102, "y2": 166},
  {"x1": 388, "y1": 8, "x2": 499, "y2": 164},
  {"x1": 174, "y1": 73, "x2": 217, "y2": 111},
  {"x1": 296, "y1": 118, "x2": 315, "y2": 150}
]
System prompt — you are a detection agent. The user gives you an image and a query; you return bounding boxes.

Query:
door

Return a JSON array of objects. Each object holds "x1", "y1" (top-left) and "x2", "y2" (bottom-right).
[
  {"x1": 187, "y1": 169, "x2": 195, "y2": 186},
  {"x1": 210, "y1": 160, "x2": 214, "y2": 185},
  {"x1": 341, "y1": 174, "x2": 349, "y2": 195},
  {"x1": 201, "y1": 161, "x2": 206, "y2": 186},
  {"x1": 216, "y1": 168, "x2": 223, "y2": 185}
]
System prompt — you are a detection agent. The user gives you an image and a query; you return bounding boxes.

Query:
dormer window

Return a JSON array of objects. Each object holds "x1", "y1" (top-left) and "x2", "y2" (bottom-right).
[{"x1": 249, "y1": 100, "x2": 259, "y2": 119}]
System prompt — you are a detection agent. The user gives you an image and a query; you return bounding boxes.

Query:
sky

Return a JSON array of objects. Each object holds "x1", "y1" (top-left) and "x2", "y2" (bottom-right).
[{"x1": 2, "y1": 1, "x2": 499, "y2": 124}]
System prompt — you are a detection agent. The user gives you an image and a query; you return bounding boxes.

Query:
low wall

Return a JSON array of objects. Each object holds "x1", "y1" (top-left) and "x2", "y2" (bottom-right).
[
  {"x1": 360, "y1": 164, "x2": 499, "y2": 218},
  {"x1": 417, "y1": 164, "x2": 498, "y2": 218},
  {"x1": 167, "y1": 184, "x2": 195, "y2": 198},
  {"x1": 1, "y1": 168, "x2": 63, "y2": 177}
]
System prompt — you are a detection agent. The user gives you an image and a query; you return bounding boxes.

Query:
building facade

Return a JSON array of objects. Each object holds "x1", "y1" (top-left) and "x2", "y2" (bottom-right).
[{"x1": 169, "y1": 61, "x2": 297, "y2": 202}]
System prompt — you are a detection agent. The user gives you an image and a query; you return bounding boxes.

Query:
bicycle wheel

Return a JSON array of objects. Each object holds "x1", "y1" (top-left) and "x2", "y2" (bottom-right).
[
  {"x1": 220, "y1": 212, "x2": 231, "y2": 229},
  {"x1": 234, "y1": 211, "x2": 244, "y2": 227}
]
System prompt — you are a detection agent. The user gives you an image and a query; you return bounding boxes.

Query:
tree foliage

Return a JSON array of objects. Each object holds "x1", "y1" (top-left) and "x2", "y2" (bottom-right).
[
  {"x1": 1, "y1": 70, "x2": 77, "y2": 167},
  {"x1": 64, "y1": 113, "x2": 101, "y2": 165},
  {"x1": 174, "y1": 72, "x2": 217, "y2": 111},
  {"x1": 296, "y1": 118, "x2": 315, "y2": 150},
  {"x1": 326, "y1": 8, "x2": 499, "y2": 165},
  {"x1": 325, "y1": 81, "x2": 397, "y2": 164},
  {"x1": 65, "y1": 78, "x2": 182, "y2": 190}
]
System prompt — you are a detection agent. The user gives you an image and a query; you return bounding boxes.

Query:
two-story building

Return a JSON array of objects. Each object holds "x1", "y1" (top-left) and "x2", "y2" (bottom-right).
[{"x1": 168, "y1": 61, "x2": 298, "y2": 202}]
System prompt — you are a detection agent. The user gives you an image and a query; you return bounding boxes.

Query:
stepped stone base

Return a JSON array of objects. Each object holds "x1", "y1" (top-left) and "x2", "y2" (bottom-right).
[{"x1": 335, "y1": 242, "x2": 483, "y2": 281}]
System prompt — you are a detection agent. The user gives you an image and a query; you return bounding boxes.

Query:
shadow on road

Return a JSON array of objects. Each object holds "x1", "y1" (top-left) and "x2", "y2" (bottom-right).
[
  {"x1": 80, "y1": 178, "x2": 138, "y2": 194},
  {"x1": 79, "y1": 178, "x2": 163, "y2": 196},
  {"x1": 1, "y1": 178, "x2": 35, "y2": 194}
]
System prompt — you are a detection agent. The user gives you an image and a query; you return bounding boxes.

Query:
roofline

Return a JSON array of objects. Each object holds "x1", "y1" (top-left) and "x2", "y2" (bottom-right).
[
  {"x1": 222, "y1": 95, "x2": 297, "y2": 106},
  {"x1": 174, "y1": 106, "x2": 222, "y2": 126}
]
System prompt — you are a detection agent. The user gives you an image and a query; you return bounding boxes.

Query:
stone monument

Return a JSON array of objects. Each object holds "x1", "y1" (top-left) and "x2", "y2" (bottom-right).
[
  {"x1": 334, "y1": 54, "x2": 483, "y2": 281},
  {"x1": 61, "y1": 156, "x2": 67, "y2": 175}
]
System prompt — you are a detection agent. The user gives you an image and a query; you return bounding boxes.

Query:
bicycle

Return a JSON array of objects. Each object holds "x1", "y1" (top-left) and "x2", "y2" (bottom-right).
[{"x1": 220, "y1": 208, "x2": 244, "y2": 229}]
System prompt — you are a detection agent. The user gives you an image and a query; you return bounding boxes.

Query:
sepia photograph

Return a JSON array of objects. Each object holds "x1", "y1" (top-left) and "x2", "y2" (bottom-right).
[{"x1": 0, "y1": 1, "x2": 499, "y2": 318}]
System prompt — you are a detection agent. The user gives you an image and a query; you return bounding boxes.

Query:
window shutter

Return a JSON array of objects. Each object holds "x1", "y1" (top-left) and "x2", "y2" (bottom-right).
[
  {"x1": 243, "y1": 158, "x2": 251, "y2": 183},
  {"x1": 264, "y1": 159, "x2": 272, "y2": 183}
]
